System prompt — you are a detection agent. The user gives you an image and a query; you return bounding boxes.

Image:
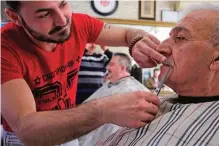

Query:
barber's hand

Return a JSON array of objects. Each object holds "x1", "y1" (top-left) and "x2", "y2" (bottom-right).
[
  {"x1": 100, "y1": 45, "x2": 108, "y2": 52},
  {"x1": 100, "y1": 91, "x2": 160, "y2": 128},
  {"x1": 131, "y1": 34, "x2": 167, "y2": 68}
]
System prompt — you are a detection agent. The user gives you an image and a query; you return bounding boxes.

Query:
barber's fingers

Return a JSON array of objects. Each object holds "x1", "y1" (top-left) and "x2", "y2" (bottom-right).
[
  {"x1": 136, "y1": 59, "x2": 157, "y2": 68},
  {"x1": 136, "y1": 99, "x2": 159, "y2": 116},
  {"x1": 134, "y1": 51, "x2": 157, "y2": 68},
  {"x1": 137, "y1": 91, "x2": 160, "y2": 106},
  {"x1": 133, "y1": 121, "x2": 148, "y2": 128},
  {"x1": 141, "y1": 112, "x2": 156, "y2": 122},
  {"x1": 142, "y1": 36, "x2": 159, "y2": 50},
  {"x1": 132, "y1": 113, "x2": 155, "y2": 128},
  {"x1": 132, "y1": 42, "x2": 166, "y2": 66},
  {"x1": 148, "y1": 34, "x2": 161, "y2": 45},
  {"x1": 144, "y1": 101, "x2": 159, "y2": 115},
  {"x1": 138, "y1": 42, "x2": 166, "y2": 63}
]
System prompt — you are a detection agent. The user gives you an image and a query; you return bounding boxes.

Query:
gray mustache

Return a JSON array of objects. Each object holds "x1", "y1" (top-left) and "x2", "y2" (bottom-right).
[{"x1": 163, "y1": 59, "x2": 173, "y2": 66}]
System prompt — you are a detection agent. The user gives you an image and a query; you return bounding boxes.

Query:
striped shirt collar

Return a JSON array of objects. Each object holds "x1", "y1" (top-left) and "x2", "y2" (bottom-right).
[{"x1": 174, "y1": 95, "x2": 219, "y2": 104}]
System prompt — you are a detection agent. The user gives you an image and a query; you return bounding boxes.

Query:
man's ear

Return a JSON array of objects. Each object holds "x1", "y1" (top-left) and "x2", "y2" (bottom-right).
[
  {"x1": 5, "y1": 8, "x2": 22, "y2": 26},
  {"x1": 121, "y1": 65, "x2": 126, "y2": 71},
  {"x1": 210, "y1": 52, "x2": 219, "y2": 71}
]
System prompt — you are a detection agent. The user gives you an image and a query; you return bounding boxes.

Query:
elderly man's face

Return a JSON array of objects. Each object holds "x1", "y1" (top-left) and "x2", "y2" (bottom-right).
[
  {"x1": 157, "y1": 10, "x2": 218, "y2": 94},
  {"x1": 106, "y1": 56, "x2": 122, "y2": 82}
]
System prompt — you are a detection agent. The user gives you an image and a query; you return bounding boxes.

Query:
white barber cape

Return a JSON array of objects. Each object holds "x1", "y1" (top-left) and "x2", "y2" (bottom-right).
[
  {"x1": 79, "y1": 76, "x2": 151, "y2": 146},
  {"x1": 89, "y1": 95, "x2": 219, "y2": 146}
]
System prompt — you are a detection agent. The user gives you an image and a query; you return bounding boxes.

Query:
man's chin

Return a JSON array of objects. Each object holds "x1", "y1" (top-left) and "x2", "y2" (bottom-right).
[
  {"x1": 57, "y1": 36, "x2": 70, "y2": 43},
  {"x1": 51, "y1": 33, "x2": 71, "y2": 43},
  {"x1": 53, "y1": 27, "x2": 71, "y2": 43}
]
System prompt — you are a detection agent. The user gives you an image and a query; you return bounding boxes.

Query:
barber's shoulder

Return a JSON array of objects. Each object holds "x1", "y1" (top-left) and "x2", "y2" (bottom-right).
[{"x1": 72, "y1": 13, "x2": 95, "y2": 21}]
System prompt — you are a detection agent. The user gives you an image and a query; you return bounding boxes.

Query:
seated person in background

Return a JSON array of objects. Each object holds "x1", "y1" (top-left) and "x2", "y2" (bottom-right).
[
  {"x1": 79, "y1": 53, "x2": 150, "y2": 146},
  {"x1": 145, "y1": 68, "x2": 160, "y2": 90},
  {"x1": 84, "y1": 52, "x2": 150, "y2": 102},
  {"x1": 90, "y1": 4, "x2": 219, "y2": 146},
  {"x1": 146, "y1": 68, "x2": 173, "y2": 94},
  {"x1": 76, "y1": 44, "x2": 113, "y2": 105}
]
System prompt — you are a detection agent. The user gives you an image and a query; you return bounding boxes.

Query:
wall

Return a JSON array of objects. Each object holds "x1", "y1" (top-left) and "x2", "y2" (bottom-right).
[
  {"x1": 2, "y1": 1, "x2": 219, "y2": 21},
  {"x1": 70, "y1": 1, "x2": 138, "y2": 20},
  {"x1": 1, "y1": 1, "x2": 158, "y2": 21},
  {"x1": 1, "y1": 1, "x2": 8, "y2": 21},
  {"x1": 0, "y1": 1, "x2": 195, "y2": 21},
  {"x1": 71, "y1": 1, "x2": 219, "y2": 21},
  {"x1": 70, "y1": 1, "x2": 177, "y2": 21}
]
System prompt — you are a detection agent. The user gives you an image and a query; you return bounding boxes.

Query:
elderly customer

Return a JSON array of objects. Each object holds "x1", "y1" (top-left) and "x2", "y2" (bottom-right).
[
  {"x1": 79, "y1": 53, "x2": 150, "y2": 146},
  {"x1": 89, "y1": 3, "x2": 219, "y2": 146}
]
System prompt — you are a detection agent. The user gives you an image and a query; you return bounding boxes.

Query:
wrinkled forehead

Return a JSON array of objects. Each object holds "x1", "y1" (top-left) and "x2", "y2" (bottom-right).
[{"x1": 174, "y1": 10, "x2": 217, "y2": 39}]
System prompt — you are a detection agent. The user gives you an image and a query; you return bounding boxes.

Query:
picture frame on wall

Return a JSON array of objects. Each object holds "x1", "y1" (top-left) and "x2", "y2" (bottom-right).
[
  {"x1": 91, "y1": 0, "x2": 119, "y2": 16},
  {"x1": 139, "y1": 0, "x2": 156, "y2": 20}
]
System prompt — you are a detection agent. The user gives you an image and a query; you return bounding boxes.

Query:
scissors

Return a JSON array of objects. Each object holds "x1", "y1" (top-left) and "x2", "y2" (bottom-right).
[{"x1": 155, "y1": 66, "x2": 172, "y2": 96}]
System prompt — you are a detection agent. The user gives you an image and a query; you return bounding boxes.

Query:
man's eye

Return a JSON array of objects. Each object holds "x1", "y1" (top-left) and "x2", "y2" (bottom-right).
[
  {"x1": 175, "y1": 36, "x2": 186, "y2": 42},
  {"x1": 38, "y1": 12, "x2": 50, "y2": 18}
]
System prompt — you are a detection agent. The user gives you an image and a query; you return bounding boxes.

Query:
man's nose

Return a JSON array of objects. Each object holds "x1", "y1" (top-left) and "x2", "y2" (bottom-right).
[
  {"x1": 156, "y1": 39, "x2": 172, "y2": 57},
  {"x1": 54, "y1": 10, "x2": 67, "y2": 27}
]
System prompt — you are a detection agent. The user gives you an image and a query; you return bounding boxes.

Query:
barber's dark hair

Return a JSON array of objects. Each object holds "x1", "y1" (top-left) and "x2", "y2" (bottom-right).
[
  {"x1": 6, "y1": 1, "x2": 21, "y2": 12},
  {"x1": 113, "y1": 52, "x2": 132, "y2": 73}
]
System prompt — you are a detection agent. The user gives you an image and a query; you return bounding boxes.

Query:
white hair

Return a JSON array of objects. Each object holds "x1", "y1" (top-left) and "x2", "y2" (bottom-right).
[
  {"x1": 179, "y1": 3, "x2": 219, "y2": 47},
  {"x1": 179, "y1": 3, "x2": 219, "y2": 19}
]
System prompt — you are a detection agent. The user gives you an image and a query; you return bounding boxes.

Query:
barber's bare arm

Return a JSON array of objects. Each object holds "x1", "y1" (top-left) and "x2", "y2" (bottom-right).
[
  {"x1": 2, "y1": 79, "x2": 159, "y2": 146},
  {"x1": 95, "y1": 23, "x2": 167, "y2": 67},
  {"x1": 2, "y1": 79, "x2": 105, "y2": 146}
]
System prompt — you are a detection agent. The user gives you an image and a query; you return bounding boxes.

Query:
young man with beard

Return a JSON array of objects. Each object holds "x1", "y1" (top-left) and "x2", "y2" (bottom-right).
[{"x1": 1, "y1": 1, "x2": 165, "y2": 146}]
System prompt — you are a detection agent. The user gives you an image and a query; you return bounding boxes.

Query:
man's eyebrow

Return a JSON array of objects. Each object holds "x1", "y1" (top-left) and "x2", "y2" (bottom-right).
[
  {"x1": 35, "y1": 1, "x2": 65, "y2": 13},
  {"x1": 59, "y1": 0, "x2": 65, "y2": 7},
  {"x1": 170, "y1": 26, "x2": 191, "y2": 36},
  {"x1": 35, "y1": 8, "x2": 51, "y2": 13}
]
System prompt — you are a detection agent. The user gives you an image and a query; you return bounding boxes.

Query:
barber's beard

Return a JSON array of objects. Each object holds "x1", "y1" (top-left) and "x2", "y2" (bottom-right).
[{"x1": 20, "y1": 16, "x2": 71, "y2": 43}]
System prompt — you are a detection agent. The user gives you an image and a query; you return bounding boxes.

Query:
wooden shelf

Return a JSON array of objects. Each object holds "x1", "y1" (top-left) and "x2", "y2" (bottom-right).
[{"x1": 99, "y1": 18, "x2": 176, "y2": 27}]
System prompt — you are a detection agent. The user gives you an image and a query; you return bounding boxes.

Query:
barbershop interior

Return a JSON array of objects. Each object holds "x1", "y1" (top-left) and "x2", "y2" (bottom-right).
[
  {"x1": 1, "y1": 1, "x2": 191, "y2": 96},
  {"x1": 1, "y1": 1, "x2": 219, "y2": 146}
]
